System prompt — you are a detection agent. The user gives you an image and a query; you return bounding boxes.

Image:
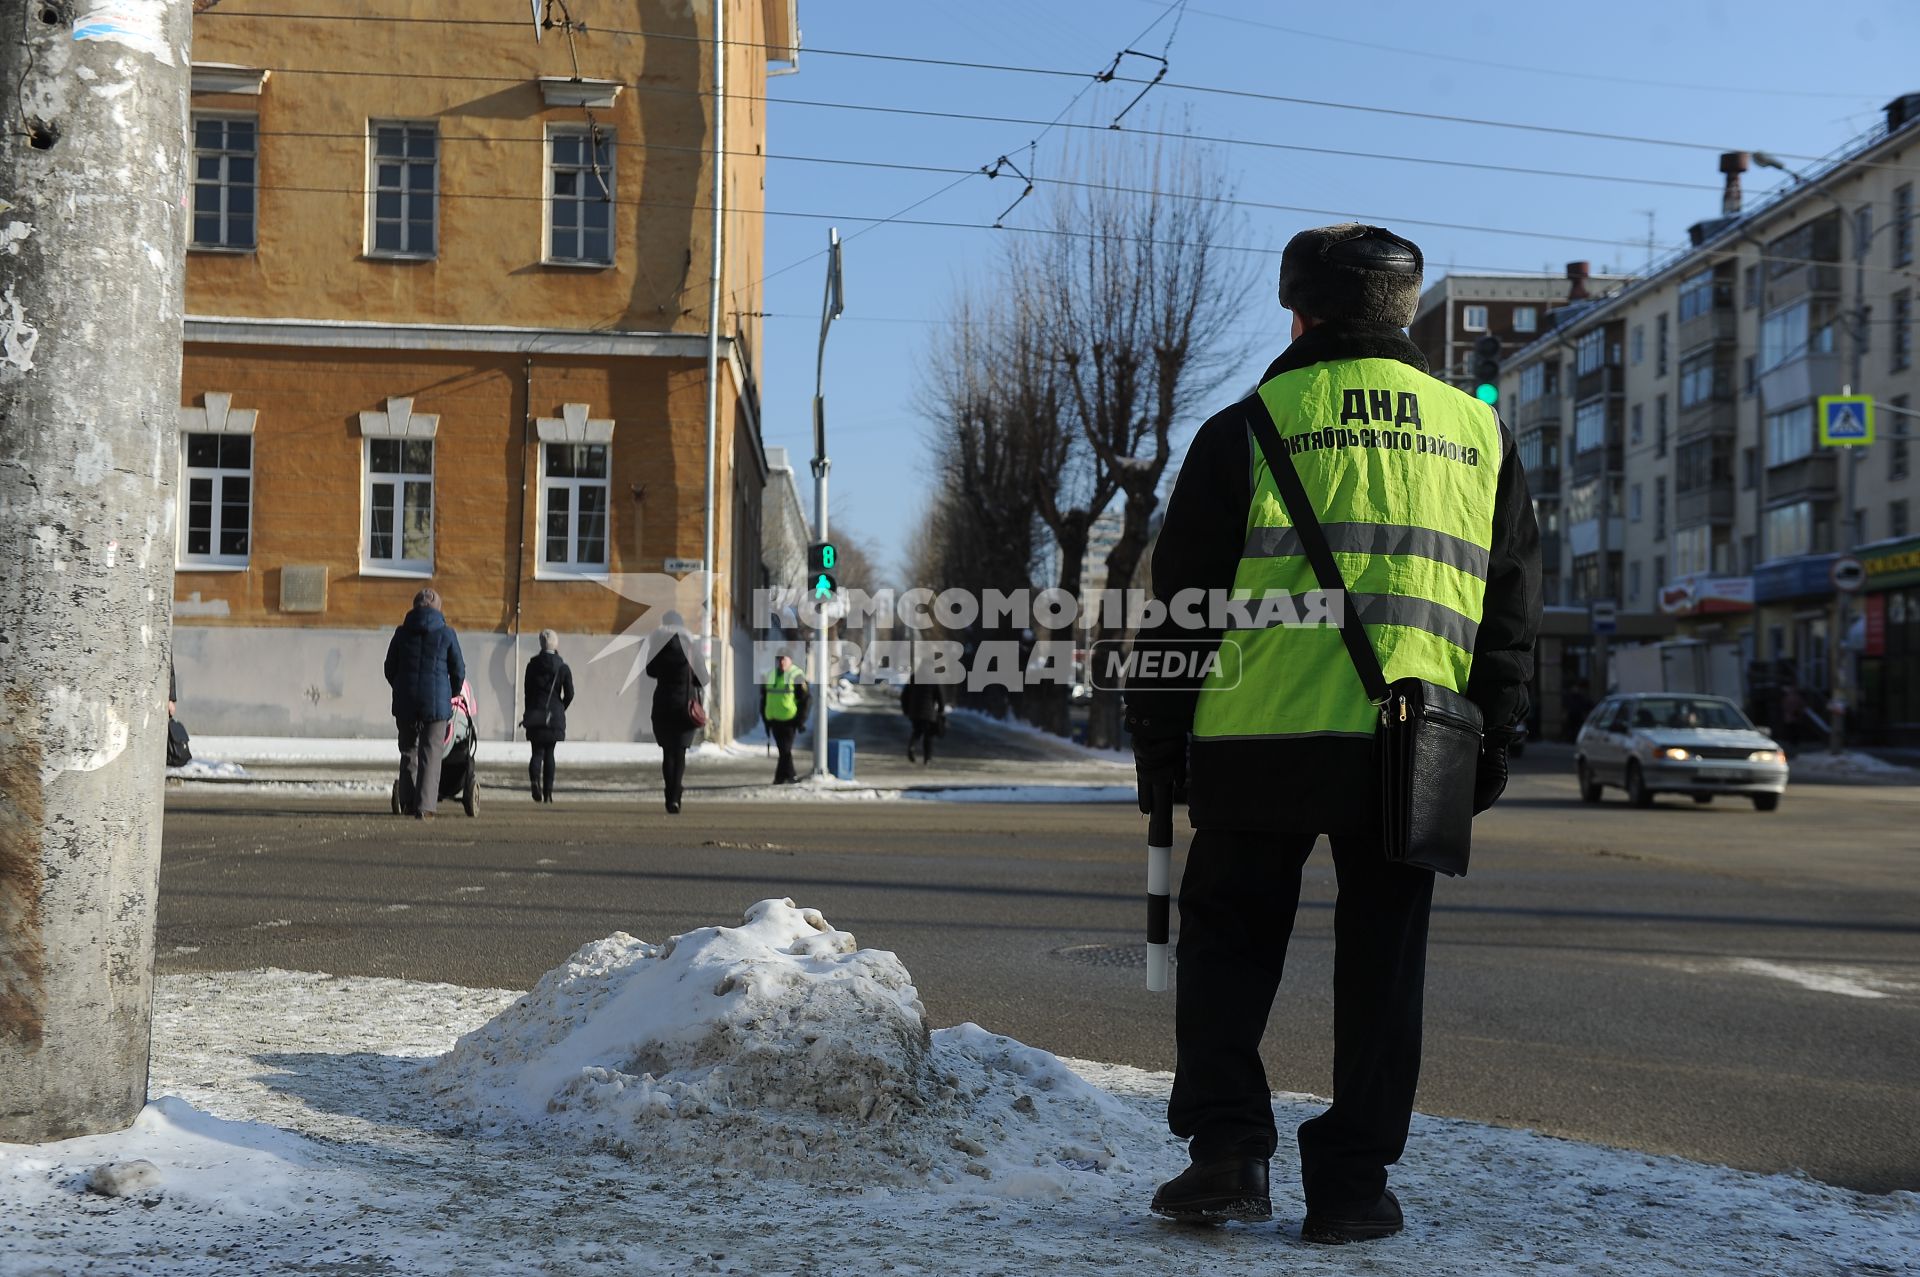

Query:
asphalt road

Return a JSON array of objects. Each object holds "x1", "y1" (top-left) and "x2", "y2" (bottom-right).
[{"x1": 156, "y1": 747, "x2": 1920, "y2": 1194}]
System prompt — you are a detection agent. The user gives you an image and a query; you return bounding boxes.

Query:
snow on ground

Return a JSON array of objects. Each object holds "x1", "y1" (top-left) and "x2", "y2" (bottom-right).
[
  {"x1": 904, "y1": 784, "x2": 1136, "y2": 804},
  {"x1": 6, "y1": 902, "x2": 1918, "y2": 1276},
  {"x1": 1788, "y1": 749, "x2": 1920, "y2": 782},
  {"x1": 164, "y1": 758, "x2": 250, "y2": 780},
  {"x1": 947, "y1": 706, "x2": 1134, "y2": 762}
]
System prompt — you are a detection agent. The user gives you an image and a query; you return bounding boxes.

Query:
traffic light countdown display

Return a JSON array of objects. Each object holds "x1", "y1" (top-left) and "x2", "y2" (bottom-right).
[
  {"x1": 808, "y1": 541, "x2": 836, "y2": 601},
  {"x1": 1472, "y1": 332, "x2": 1502, "y2": 406}
]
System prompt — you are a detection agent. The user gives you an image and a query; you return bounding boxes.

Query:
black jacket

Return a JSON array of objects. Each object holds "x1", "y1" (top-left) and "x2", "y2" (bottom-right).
[
  {"x1": 385, "y1": 606, "x2": 466, "y2": 723},
  {"x1": 645, "y1": 630, "x2": 703, "y2": 730},
  {"x1": 523, "y1": 650, "x2": 575, "y2": 743},
  {"x1": 1125, "y1": 320, "x2": 1542, "y2": 834},
  {"x1": 902, "y1": 675, "x2": 945, "y2": 723}
]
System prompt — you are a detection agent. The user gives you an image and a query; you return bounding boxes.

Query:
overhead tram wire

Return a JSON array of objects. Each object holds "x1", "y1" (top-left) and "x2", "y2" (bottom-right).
[{"x1": 199, "y1": 10, "x2": 1912, "y2": 173}]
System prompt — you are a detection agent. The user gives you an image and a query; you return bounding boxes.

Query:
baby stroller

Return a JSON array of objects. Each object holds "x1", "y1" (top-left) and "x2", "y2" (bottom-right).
[{"x1": 391, "y1": 679, "x2": 480, "y2": 817}]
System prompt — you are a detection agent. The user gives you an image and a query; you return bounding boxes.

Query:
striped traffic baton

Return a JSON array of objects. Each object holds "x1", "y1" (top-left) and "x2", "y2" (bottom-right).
[{"x1": 1146, "y1": 780, "x2": 1173, "y2": 992}]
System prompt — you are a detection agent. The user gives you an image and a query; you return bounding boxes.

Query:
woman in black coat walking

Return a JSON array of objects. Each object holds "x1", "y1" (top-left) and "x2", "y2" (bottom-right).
[
  {"x1": 644, "y1": 611, "x2": 705, "y2": 814},
  {"x1": 522, "y1": 629, "x2": 575, "y2": 803}
]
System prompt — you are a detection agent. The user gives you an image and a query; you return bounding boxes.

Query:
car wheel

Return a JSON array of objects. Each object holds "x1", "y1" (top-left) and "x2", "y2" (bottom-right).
[
  {"x1": 1625, "y1": 761, "x2": 1653, "y2": 808},
  {"x1": 1752, "y1": 793, "x2": 1780, "y2": 812},
  {"x1": 1577, "y1": 760, "x2": 1602, "y2": 804},
  {"x1": 1692, "y1": 793, "x2": 1713, "y2": 804}
]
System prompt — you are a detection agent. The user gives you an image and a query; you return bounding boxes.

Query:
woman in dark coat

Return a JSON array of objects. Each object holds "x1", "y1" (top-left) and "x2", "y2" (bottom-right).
[
  {"x1": 522, "y1": 629, "x2": 575, "y2": 803},
  {"x1": 644, "y1": 611, "x2": 705, "y2": 814},
  {"x1": 903, "y1": 660, "x2": 946, "y2": 765}
]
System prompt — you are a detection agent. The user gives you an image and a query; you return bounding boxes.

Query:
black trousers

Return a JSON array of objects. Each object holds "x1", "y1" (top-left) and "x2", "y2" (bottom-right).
[
  {"x1": 653, "y1": 719, "x2": 694, "y2": 806},
  {"x1": 1169, "y1": 827, "x2": 1435, "y2": 1210},
  {"x1": 528, "y1": 740, "x2": 556, "y2": 797},
  {"x1": 769, "y1": 719, "x2": 799, "y2": 782},
  {"x1": 908, "y1": 718, "x2": 936, "y2": 762}
]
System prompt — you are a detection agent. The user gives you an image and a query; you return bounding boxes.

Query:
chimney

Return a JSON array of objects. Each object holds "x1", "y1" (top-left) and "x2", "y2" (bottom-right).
[
  {"x1": 1566, "y1": 261, "x2": 1590, "y2": 301},
  {"x1": 1889, "y1": 92, "x2": 1920, "y2": 134},
  {"x1": 1719, "y1": 151, "x2": 1750, "y2": 217}
]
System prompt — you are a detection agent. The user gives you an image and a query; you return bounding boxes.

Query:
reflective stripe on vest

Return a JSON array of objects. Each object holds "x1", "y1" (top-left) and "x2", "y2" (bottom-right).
[
  {"x1": 765, "y1": 669, "x2": 799, "y2": 721},
  {"x1": 1191, "y1": 357, "x2": 1501, "y2": 742}
]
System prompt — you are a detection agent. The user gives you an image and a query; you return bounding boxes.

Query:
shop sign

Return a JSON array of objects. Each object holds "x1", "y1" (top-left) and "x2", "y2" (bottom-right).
[
  {"x1": 1864, "y1": 593, "x2": 1886, "y2": 658},
  {"x1": 1861, "y1": 535, "x2": 1920, "y2": 592},
  {"x1": 1658, "y1": 574, "x2": 1753, "y2": 617},
  {"x1": 1753, "y1": 554, "x2": 1839, "y2": 604}
]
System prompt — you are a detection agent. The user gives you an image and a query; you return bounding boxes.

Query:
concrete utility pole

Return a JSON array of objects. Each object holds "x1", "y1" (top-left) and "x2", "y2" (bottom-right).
[{"x1": 0, "y1": 0, "x2": 191, "y2": 1141}]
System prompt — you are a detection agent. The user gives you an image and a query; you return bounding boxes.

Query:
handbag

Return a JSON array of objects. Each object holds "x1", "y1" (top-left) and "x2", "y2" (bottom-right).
[
  {"x1": 1243, "y1": 397, "x2": 1483, "y2": 877},
  {"x1": 687, "y1": 691, "x2": 709, "y2": 728},
  {"x1": 166, "y1": 717, "x2": 192, "y2": 768}
]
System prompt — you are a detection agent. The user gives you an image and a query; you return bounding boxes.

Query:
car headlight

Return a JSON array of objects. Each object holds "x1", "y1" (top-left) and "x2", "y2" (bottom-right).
[
  {"x1": 1656, "y1": 746, "x2": 1691, "y2": 761},
  {"x1": 1748, "y1": 749, "x2": 1783, "y2": 763}
]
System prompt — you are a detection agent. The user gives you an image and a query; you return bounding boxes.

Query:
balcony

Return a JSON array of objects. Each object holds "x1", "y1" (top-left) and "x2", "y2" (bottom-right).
[
  {"x1": 1762, "y1": 262, "x2": 1841, "y2": 312},
  {"x1": 1766, "y1": 452, "x2": 1837, "y2": 503},
  {"x1": 1525, "y1": 463, "x2": 1561, "y2": 497},
  {"x1": 1676, "y1": 398, "x2": 1738, "y2": 442},
  {"x1": 1574, "y1": 364, "x2": 1625, "y2": 404},
  {"x1": 1677, "y1": 307, "x2": 1737, "y2": 352},
  {"x1": 1571, "y1": 439, "x2": 1623, "y2": 482},
  {"x1": 1513, "y1": 395, "x2": 1562, "y2": 432},
  {"x1": 1757, "y1": 350, "x2": 1843, "y2": 410},
  {"x1": 1677, "y1": 487, "x2": 1736, "y2": 526},
  {"x1": 1567, "y1": 519, "x2": 1623, "y2": 558}
]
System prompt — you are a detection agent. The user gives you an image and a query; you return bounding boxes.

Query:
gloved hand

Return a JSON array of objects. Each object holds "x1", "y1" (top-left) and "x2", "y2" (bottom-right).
[
  {"x1": 1131, "y1": 731, "x2": 1188, "y2": 815},
  {"x1": 1473, "y1": 734, "x2": 1511, "y2": 814}
]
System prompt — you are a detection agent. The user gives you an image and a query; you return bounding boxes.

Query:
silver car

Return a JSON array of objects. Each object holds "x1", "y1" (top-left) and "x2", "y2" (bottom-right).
[{"x1": 1574, "y1": 693, "x2": 1789, "y2": 811}]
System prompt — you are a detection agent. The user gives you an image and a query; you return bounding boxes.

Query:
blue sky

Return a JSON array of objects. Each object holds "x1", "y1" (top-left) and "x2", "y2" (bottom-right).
[{"x1": 750, "y1": 0, "x2": 1920, "y2": 579}]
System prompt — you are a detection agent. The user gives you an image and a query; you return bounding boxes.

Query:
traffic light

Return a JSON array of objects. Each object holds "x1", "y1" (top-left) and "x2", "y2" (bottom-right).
[
  {"x1": 1472, "y1": 332, "x2": 1502, "y2": 406},
  {"x1": 807, "y1": 540, "x2": 837, "y2": 601}
]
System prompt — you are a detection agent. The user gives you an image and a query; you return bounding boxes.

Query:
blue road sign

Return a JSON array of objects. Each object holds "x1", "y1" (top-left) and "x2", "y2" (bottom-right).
[{"x1": 1817, "y1": 394, "x2": 1874, "y2": 446}]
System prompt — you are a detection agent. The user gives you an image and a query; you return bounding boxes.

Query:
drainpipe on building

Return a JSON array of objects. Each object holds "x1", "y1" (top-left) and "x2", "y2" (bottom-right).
[
  {"x1": 512, "y1": 358, "x2": 533, "y2": 741},
  {"x1": 0, "y1": 0, "x2": 192, "y2": 1142},
  {"x1": 700, "y1": 0, "x2": 727, "y2": 725}
]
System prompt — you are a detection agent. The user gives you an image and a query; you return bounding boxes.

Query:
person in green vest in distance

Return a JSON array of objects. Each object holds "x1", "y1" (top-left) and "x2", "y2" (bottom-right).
[
  {"x1": 1125, "y1": 224, "x2": 1541, "y2": 1244},
  {"x1": 762, "y1": 651, "x2": 810, "y2": 785}
]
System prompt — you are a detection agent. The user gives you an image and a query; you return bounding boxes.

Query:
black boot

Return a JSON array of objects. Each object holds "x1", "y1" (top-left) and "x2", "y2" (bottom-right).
[
  {"x1": 1302, "y1": 1189, "x2": 1404, "y2": 1245},
  {"x1": 1149, "y1": 1155, "x2": 1270, "y2": 1224}
]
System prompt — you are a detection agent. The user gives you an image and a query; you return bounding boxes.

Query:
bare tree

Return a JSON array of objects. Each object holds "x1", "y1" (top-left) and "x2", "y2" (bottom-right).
[{"x1": 1031, "y1": 136, "x2": 1257, "y2": 747}]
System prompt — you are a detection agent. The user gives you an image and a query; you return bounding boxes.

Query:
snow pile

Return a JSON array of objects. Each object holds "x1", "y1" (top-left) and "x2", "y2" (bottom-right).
[
  {"x1": 1788, "y1": 750, "x2": 1919, "y2": 781},
  {"x1": 166, "y1": 758, "x2": 250, "y2": 781},
  {"x1": 428, "y1": 899, "x2": 1135, "y2": 1193},
  {"x1": 0, "y1": 1095, "x2": 335, "y2": 1221}
]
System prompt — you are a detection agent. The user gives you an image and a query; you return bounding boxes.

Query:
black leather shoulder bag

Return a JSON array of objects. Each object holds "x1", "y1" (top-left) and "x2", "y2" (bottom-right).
[{"x1": 1242, "y1": 396, "x2": 1482, "y2": 877}]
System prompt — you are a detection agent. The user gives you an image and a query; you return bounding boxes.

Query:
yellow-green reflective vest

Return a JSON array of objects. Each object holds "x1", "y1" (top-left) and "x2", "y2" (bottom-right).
[
  {"x1": 1191, "y1": 357, "x2": 1502, "y2": 742},
  {"x1": 764, "y1": 668, "x2": 800, "y2": 722}
]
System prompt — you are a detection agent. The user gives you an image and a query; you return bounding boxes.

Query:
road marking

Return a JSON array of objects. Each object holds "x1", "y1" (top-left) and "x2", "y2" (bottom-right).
[{"x1": 1725, "y1": 958, "x2": 1917, "y2": 1000}]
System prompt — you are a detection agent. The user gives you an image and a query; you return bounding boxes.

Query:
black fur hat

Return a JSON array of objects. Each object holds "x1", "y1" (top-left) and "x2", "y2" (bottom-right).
[{"x1": 1277, "y1": 223, "x2": 1424, "y2": 326}]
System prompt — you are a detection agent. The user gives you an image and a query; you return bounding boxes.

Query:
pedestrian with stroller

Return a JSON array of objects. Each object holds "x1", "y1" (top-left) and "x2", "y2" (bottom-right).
[
  {"x1": 645, "y1": 611, "x2": 705, "y2": 814},
  {"x1": 762, "y1": 652, "x2": 809, "y2": 784},
  {"x1": 384, "y1": 587, "x2": 466, "y2": 820},
  {"x1": 903, "y1": 662, "x2": 945, "y2": 765},
  {"x1": 522, "y1": 629, "x2": 575, "y2": 804}
]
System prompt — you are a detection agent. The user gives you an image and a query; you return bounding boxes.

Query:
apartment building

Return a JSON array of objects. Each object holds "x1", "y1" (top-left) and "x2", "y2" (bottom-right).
[
  {"x1": 174, "y1": 1, "x2": 801, "y2": 742},
  {"x1": 1502, "y1": 94, "x2": 1920, "y2": 743},
  {"x1": 1409, "y1": 266, "x2": 1627, "y2": 392}
]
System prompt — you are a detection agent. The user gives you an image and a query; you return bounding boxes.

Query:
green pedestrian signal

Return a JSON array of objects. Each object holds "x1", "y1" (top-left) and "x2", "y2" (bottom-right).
[
  {"x1": 1474, "y1": 382, "x2": 1500, "y2": 406},
  {"x1": 813, "y1": 572, "x2": 836, "y2": 600},
  {"x1": 808, "y1": 541, "x2": 838, "y2": 600}
]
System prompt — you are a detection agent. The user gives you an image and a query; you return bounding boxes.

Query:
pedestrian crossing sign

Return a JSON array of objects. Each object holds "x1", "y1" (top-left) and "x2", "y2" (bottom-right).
[{"x1": 1817, "y1": 394, "x2": 1874, "y2": 447}]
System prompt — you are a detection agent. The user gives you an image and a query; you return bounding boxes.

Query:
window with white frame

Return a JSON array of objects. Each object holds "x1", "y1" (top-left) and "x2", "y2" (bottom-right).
[
  {"x1": 1629, "y1": 483, "x2": 1643, "y2": 523},
  {"x1": 365, "y1": 438, "x2": 434, "y2": 570},
  {"x1": 1630, "y1": 325, "x2": 1645, "y2": 365},
  {"x1": 369, "y1": 122, "x2": 437, "y2": 257},
  {"x1": 1765, "y1": 501, "x2": 1815, "y2": 559},
  {"x1": 1575, "y1": 328, "x2": 1606, "y2": 375},
  {"x1": 191, "y1": 115, "x2": 256, "y2": 250},
  {"x1": 1517, "y1": 362, "x2": 1545, "y2": 403},
  {"x1": 181, "y1": 433, "x2": 252, "y2": 565},
  {"x1": 548, "y1": 126, "x2": 615, "y2": 265},
  {"x1": 1512, "y1": 305, "x2": 1538, "y2": 334},
  {"x1": 1573, "y1": 400, "x2": 1607, "y2": 452},
  {"x1": 541, "y1": 442, "x2": 611, "y2": 572},
  {"x1": 1461, "y1": 304, "x2": 1488, "y2": 331}
]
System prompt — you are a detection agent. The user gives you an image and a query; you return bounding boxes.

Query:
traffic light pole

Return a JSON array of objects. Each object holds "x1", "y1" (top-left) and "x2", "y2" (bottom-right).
[{"x1": 810, "y1": 229, "x2": 843, "y2": 780}]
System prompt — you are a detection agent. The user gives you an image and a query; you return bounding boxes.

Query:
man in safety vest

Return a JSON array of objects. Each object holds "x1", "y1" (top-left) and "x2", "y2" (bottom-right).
[
  {"x1": 762, "y1": 651, "x2": 809, "y2": 785},
  {"x1": 1125, "y1": 224, "x2": 1541, "y2": 1242}
]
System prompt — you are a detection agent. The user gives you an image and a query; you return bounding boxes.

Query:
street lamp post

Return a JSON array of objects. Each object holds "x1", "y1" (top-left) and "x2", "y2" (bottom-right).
[{"x1": 811, "y1": 228, "x2": 845, "y2": 779}]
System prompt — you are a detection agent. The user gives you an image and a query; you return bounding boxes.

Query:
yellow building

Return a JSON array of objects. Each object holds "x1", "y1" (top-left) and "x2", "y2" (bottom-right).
[{"x1": 174, "y1": 1, "x2": 799, "y2": 741}]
